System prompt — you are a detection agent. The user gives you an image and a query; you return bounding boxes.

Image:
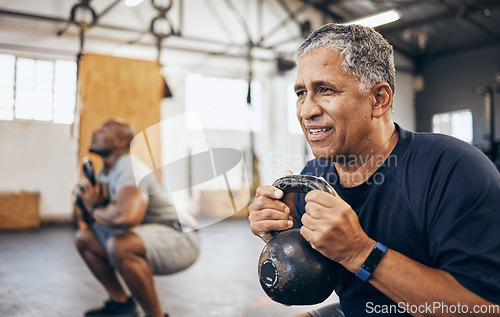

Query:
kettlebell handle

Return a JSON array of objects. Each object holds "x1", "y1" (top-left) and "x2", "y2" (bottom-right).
[
  {"x1": 272, "y1": 175, "x2": 335, "y2": 196},
  {"x1": 270, "y1": 175, "x2": 335, "y2": 236},
  {"x1": 82, "y1": 157, "x2": 96, "y2": 186}
]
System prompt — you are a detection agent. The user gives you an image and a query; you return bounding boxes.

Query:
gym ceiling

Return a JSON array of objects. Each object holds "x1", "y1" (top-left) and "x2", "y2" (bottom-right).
[{"x1": 0, "y1": 0, "x2": 499, "y2": 67}]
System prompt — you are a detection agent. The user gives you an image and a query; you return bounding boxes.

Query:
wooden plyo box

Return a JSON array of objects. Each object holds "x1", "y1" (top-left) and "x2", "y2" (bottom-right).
[{"x1": 0, "y1": 192, "x2": 40, "y2": 229}]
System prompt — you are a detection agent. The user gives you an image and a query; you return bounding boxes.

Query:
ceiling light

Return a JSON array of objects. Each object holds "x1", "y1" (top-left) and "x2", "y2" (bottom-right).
[
  {"x1": 345, "y1": 9, "x2": 400, "y2": 28},
  {"x1": 125, "y1": 0, "x2": 144, "y2": 7}
]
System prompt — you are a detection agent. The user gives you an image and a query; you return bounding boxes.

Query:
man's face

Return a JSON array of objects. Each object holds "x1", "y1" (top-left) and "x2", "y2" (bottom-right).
[
  {"x1": 89, "y1": 123, "x2": 116, "y2": 156},
  {"x1": 294, "y1": 48, "x2": 374, "y2": 161}
]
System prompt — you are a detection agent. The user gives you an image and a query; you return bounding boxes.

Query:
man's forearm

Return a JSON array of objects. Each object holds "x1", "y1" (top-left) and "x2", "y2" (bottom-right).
[
  {"x1": 93, "y1": 204, "x2": 129, "y2": 228},
  {"x1": 366, "y1": 249, "x2": 498, "y2": 317}
]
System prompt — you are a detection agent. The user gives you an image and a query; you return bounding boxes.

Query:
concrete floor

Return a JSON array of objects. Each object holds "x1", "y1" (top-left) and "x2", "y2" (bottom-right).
[{"x1": 0, "y1": 218, "x2": 339, "y2": 317}]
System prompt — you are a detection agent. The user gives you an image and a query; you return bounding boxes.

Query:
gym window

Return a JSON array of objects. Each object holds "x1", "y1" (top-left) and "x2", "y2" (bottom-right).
[
  {"x1": 432, "y1": 109, "x2": 473, "y2": 143},
  {"x1": 0, "y1": 53, "x2": 77, "y2": 124},
  {"x1": 185, "y1": 73, "x2": 263, "y2": 132}
]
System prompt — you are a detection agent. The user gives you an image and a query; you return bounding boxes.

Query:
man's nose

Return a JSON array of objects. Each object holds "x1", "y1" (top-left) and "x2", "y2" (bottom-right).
[{"x1": 299, "y1": 94, "x2": 323, "y2": 120}]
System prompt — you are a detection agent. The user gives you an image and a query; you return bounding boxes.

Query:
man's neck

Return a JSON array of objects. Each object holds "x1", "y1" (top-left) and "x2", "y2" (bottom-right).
[
  {"x1": 101, "y1": 150, "x2": 129, "y2": 173},
  {"x1": 334, "y1": 124, "x2": 398, "y2": 188}
]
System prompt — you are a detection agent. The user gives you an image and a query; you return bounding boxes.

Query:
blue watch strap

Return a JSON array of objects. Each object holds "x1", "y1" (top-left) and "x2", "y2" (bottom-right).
[
  {"x1": 356, "y1": 242, "x2": 387, "y2": 282},
  {"x1": 355, "y1": 265, "x2": 371, "y2": 281}
]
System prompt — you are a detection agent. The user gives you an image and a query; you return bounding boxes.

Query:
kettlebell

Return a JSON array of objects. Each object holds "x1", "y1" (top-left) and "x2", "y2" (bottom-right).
[
  {"x1": 75, "y1": 157, "x2": 96, "y2": 225},
  {"x1": 82, "y1": 157, "x2": 96, "y2": 186},
  {"x1": 258, "y1": 175, "x2": 338, "y2": 305}
]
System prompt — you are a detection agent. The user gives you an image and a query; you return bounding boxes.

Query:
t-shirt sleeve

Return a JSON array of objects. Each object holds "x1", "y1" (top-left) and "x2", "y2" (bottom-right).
[
  {"x1": 425, "y1": 142, "x2": 500, "y2": 304},
  {"x1": 110, "y1": 158, "x2": 141, "y2": 195},
  {"x1": 114, "y1": 169, "x2": 138, "y2": 191}
]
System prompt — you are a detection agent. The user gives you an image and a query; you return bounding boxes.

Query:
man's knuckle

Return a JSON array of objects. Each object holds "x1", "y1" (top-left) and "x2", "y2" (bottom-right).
[
  {"x1": 250, "y1": 223, "x2": 259, "y2": 235},
  {"x1": 254, "y1": 196, "x2": 265, "y2": 208},
  {"x1": 255, "y1": 186, "x2": 268, "y2": 196},
  {"x1": 248, "y1": 202, "x2": 256, "y2": 213},
  {"x1": 261, "y1": 209, "x2": 274, "y2": 219},
  {"x1": 262, "y1": 221, "x2": 273, "y2": 232}
]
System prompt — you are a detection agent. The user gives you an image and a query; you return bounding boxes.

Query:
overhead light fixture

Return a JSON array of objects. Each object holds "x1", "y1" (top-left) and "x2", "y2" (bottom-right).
[
  {"x1": 345, "y1": 9, "x2": 400, "y2": 28},
  {"x1": 125, "y1": 0, "x2": 144, "y2": 7}
]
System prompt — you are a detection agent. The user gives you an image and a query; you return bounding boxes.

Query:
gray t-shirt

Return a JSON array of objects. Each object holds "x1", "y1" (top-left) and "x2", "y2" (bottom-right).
[{"x1": 97, "y1": 154, "x2": 194, "y2": 226}]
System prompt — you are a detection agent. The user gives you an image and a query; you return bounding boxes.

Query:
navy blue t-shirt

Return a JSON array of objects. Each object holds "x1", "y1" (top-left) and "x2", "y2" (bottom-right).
[{"x1": 295, "y1": 124, "x2": 500, "y2": 316}]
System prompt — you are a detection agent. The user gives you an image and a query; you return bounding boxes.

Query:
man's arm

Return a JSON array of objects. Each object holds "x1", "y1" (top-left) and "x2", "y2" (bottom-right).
[
  {"x1": 300, "y1": 190, "x2": 499, "y2": 317},
  {"x1": 93, "y1": 186, "x2": 148, "y2": 228},
  {"x1": 367, "y1": 248, "x2": 498, "y2": 317}
]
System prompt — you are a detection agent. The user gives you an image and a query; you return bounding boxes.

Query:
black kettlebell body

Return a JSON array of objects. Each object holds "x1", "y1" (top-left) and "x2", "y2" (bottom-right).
[
  {"x1": 75, "y1": 157, "x2": 96, "y2": 225},
  {"x1": 258, "y1": 175, "x2": 338, "y2": 305}
]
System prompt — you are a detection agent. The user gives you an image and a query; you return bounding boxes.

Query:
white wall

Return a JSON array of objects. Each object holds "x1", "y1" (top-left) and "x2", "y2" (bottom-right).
[
  {"x1": 393, "y1": 52, "x2": 417, "y2": 131},
  {"x1": 0, "y1": 120, "x2": 78, "y2": 222},
  {"x1": 393, "y1": 72, "x2": 416, "y2": 131}
]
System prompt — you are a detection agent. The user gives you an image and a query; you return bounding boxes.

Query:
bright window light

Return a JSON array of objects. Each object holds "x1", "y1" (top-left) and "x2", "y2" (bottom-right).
[
  {"x1": 345, "y1": 9, "x2": 400, "y2": 28},
  {"x1": 0, "y1": 54, "x2": 15, "y2": 120},
  {"x1": 432, "y1": 109, "x2": 473, "y2": 143},
  {"x1": 53, "y1": 60, "x2": 77, "y2": 124},
  {"x1": 185, "y1": 73, "x2": 264, "y2": 132},
  {"x1": 15, "y1": 58, "x2": 38, "y2": 120},
  {"x1": 125, "y1": 0, "x2": 144, "y2": 7},
  {"x1": 0, "y1": 54, "x2": 77, "y2": 124},
  {"x1": 15, "y1": 58, "x2": 54, "y2": 121}
]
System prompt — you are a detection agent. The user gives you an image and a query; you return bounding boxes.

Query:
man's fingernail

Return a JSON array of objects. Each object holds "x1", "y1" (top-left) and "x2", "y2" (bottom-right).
[
  {"x1": 288, "y1": 221, "x2": 294, "y2": 227},
  {"x1": 274, "y1": 190, "x2": 281, "y2": 198},
  {"x1": 284, "y1": 207, "x2": 290, "y2": 214}
]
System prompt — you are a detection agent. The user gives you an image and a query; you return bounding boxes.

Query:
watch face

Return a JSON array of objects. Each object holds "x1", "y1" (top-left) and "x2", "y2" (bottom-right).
[
  {"x1": 362, "y1": 244, "x2": 386, "y2": 273},
  {"x1": 362, "y1": 258, "x2": 378, "y2": 272}
]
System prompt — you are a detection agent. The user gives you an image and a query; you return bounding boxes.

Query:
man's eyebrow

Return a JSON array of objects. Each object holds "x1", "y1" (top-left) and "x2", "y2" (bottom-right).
[
  {"x1": 294, "y1": 83, "x2": 305, "y2": 92},
  {"x1": 312, "y1": 80, "x2": 334, "y2": 87},
  {"x1": 294, "y1": 81, "x2": 336, "y2": 92}
]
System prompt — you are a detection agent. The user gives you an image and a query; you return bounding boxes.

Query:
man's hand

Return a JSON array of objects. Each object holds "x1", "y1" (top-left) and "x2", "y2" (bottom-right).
[
  {"x1": 248, "y1": 171, "x2": 295, "y2": 243},
  {"x1": 300, "y1": 188, "x2": 375, "y2": 273},
  {"x1": 77, "y1": 178, "x2": 108, "y2": 214}
]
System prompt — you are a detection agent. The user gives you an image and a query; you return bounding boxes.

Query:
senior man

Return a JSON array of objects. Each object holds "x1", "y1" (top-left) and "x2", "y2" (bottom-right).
[{"x1": 249, "y1": 23, "x2": 500, "y2": 317}]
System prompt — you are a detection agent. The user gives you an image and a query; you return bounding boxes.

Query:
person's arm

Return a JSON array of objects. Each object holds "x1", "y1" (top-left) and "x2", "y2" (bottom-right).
[
  {"x1": 300, "y1": 190, "x2": 499, "y2": 317},
  {"x1": 367, "y1": 248, "x2": 497, "y2": 317},
  {"x1": 92, "y1": 186, "x2": 148, "y2": 228},
  {"x1": 248, "y1": 171, "x2": 295, "y2": 243}
]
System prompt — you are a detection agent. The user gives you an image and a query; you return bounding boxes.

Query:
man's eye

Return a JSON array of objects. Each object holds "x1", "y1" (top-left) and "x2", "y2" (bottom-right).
[
  {"x1": 296, "y1": 90, "x2": 306, "y2": 97},
  {"x1": 319, "y1": 87, "x2": 333, "y2": 93}
]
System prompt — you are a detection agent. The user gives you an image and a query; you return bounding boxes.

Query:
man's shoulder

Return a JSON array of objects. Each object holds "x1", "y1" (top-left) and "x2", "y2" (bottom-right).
[
  {"x1": 409, "y1": 131, "x2": 490, "y2": 165},
  {"x1": 400, "y1": 131, "x2": 499, "y2": 192},
  {"x1": 412, "y1": 130, "x2": 468, "y2": 148}
]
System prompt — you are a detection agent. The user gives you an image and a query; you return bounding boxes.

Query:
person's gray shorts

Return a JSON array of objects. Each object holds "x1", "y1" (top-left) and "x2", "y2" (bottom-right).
[
  {"x1": 92, "y1": 223, "x2": 200, "y2": 275},
  {"x1": 309, "y1": 303, "x2": 345, "y2": 317}
]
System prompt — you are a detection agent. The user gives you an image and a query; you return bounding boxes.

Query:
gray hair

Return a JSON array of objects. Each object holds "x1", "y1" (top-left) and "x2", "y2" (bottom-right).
[{"x1": 296, "y1": 23, "x2": 396, "y2": 97}]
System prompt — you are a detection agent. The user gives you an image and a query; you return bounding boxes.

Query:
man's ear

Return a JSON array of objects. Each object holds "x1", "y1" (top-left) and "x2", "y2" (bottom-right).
[
  {"x1": 371, "y1": 83, "x2": 393, "y2": 118},
  {"x1": 114, "y1": 137, "x2": 128, "y2": 149}
]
